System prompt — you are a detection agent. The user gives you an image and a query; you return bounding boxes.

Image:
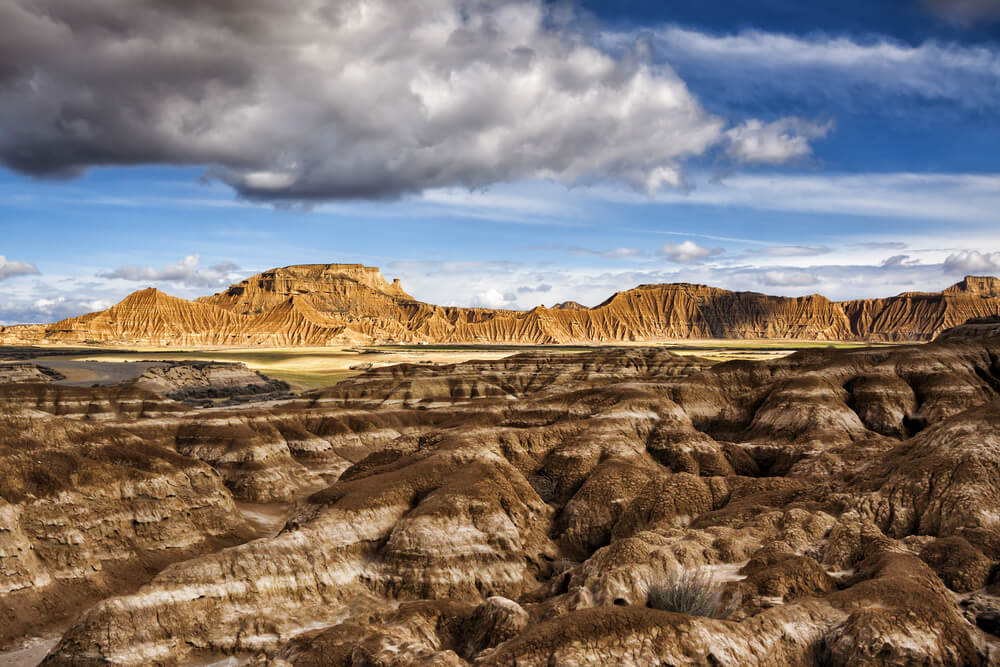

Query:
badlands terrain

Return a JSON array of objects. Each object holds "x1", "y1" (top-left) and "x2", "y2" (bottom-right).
[
  {"x1": 3, "y1": 267, "x2": 1000, "y2": 665},
  {"x1": 2, "y1": 264, "x2": 1000, "y2": 346},
  {"x1": 0, "y1": 309, "x2": 1000, "y2": 663}
]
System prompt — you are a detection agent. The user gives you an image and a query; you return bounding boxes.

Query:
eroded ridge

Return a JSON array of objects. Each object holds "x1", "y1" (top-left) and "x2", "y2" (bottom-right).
[
  {"x1": 2, "y1": 264, "x2": 999, "y2": 346},
  {"x1": 3, "y1": 327, "x2": 1000, "y2": 664}
]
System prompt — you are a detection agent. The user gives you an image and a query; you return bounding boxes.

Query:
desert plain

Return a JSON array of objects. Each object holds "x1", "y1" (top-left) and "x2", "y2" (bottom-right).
[{"x1": 8, "y1": 339, "x2": 874, "y2": 392}]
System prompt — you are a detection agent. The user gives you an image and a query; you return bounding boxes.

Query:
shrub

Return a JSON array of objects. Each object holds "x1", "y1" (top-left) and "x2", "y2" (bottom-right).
[{"x1": 646, "y1": 568, "x2": 738, "y2": 618}]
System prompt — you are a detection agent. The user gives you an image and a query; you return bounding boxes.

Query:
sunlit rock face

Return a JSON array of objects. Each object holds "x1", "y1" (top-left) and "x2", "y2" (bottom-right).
[
  {"x1": 3, "y1": 266, "x2": 1000, "y2": 347},
  {"x1": 2, "y1": 322, "x2": 1000, "y2": 664}
]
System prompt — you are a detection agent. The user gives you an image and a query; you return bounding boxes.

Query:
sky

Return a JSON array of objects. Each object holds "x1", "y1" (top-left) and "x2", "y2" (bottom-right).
[{"x1": 1, "y1": 0, "x2": 999, "y2": 324}]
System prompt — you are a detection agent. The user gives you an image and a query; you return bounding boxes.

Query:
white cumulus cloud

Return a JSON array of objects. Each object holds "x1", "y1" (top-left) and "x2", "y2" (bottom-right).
[
  {"x1": 471, "y1": 289, "x2": 508, "y2": 308},
  {"x1": 725, "y1": 118, "x2": 832, "y2": 164},
  {"x1": 943, "y1": 250, "x2": 1000, "y2": 274},
  {"x1": 658, "y1": 240, "x2": 723, "y2": 263}
]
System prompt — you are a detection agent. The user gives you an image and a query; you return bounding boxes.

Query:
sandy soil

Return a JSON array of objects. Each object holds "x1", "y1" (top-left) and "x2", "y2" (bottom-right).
[
  {"x1": 32, "y1": 360, "x2": 166, "y2": 386},
  {"x1": 0, "y1": 635, "x2": 61, "y2": 667},
  {"x1": 37, "y1": 347, "x2": 559, "y2": 390},
  {"x1": 236, "y1": 501, "x2": 295, "y2": 539},
  {"x1": 17, "y1": 340, "x2": 895, "y2": 391}
]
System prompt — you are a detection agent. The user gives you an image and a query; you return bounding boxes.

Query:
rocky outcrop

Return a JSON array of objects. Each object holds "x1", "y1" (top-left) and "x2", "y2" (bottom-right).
[
  {"x1": 7, "y1": 330, "x2": 994, "y2": 664},
  {"x1": 0, "y1": 404, "x2": 253, "y2": 644},
  {"x1": 3, "y1": 265, "x2": 1000, "y2": 346},
  {"x1": 202, "y1": 264, "x2": 413, "y2": 315},
  {"x1": 936, "y1": 316, "x2": 1000, "y2": 342},
  {"x1": 133, "y1": 361, "x2": 290, "y2": 403},
  {"x1": 1, "y1": 325, "x2": 998, "y2": 664},
  {"x1": 550, "y1": 301, "x2": 587, "y2": 311},
  {"x1": 0, "y1": 363, "x2": 63, "y2": 384}
]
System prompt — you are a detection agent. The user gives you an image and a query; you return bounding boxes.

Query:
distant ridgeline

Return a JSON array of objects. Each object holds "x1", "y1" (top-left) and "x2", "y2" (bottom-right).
[{"x1": 2, "y1": 264, "x2": 1000, "y2": 346}]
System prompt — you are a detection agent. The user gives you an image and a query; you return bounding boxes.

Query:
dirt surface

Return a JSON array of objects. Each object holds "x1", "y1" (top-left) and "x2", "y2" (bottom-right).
[
  {"x1": 41, "y1": 346, "x2": 566, "y2": 391},
  {"x1": 3, "y1": 319, "x2": 1000, "y2": 665},
  {"x1": 0, "y1": 635, "x2": 61, "y2": 667},
  {"x1": 33, "y1": 359, "x2": 165, "y2": 386}
]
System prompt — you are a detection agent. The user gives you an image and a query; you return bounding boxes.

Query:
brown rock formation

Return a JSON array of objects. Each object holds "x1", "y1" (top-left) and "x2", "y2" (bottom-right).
[
  {"x1": 202, "y1": 264, "x2": 413, "y2": 315},
  {"x1": 0, "y1": 363, "x2": 63, "y2": 384},
  {"x1": 0, "y1": 320, "x2": 993, "y2": 664},
  {"x1": 133, "y1": 361, "x2": 290, "y2": 403},
  {"x1": 550, "y1": 301, "x2": 587, "y2": 311},
  {"x1": 3, "y1": 265, "x2": 1000, "y2": 346},
  {"x1": 0, "y1": 396, "x2": 253, "y2": 644}
]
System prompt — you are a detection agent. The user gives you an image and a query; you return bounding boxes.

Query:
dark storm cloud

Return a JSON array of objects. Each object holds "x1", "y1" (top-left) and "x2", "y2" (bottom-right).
[
  {"x1": 0, "y1": 0, "x2": 823, "y2": 202},
  {"x1": 0, "y1": 1, "x2": 260, "y2": 176}
]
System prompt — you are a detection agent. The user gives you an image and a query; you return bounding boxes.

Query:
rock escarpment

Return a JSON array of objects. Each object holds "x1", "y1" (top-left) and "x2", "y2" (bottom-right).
[
  {"x1": 0, "y1": 398, "x2": 253, "y2": 645},
  {"x1": 133, "y1": 361, "x2": 290, "y2": 403},
  {"x1": 2, "y1": 265, "x2": 999, "y2": 345},
  {"x1": 0, "y1": 320, "x2": 995, "y2": 664},
  {"x1": 0, "y1": 363, "x2": 63, "y2": 384}
]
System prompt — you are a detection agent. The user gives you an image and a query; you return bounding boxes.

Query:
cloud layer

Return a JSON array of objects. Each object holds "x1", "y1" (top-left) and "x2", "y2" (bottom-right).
[
  {"x1": 923, "y1": 0, "x2": 1000, "y2": 26},
  {"x1": 0, "y1": 256, "x2": 40, "y2": 281},
  {"x1": 600, "y1": 172, "x2": 1000, "y2": 225},
  {"x1": 4, "y1": 245, "x2": 1000, "y2": 325},
  {"x1": 944, "y1": 250, "x2": 1000, "y2": 274},
  {"x1": 98, "y1": 255, "x2": 241, "y2": 287},
  {"x1": 645, "y1": 26, "x2": 1000, "y2": 113},
  {"x1": 0, "y1": 296, "x2": 109, "y2": 325},
  {"x1": 0, "y1": 0, "x2": 831, "y2": 202},
  {"x1": 725, "y1": 118, "x2": 832, "y2": 164},
  {"x1": 388, "y1": 249, "x2": 1000, "y2": 313}
]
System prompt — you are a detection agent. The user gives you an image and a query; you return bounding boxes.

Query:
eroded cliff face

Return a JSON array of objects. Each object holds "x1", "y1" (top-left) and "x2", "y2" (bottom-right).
[
  {"x1": 0, "y1": 396, "x2": 254, "y2": 644},
  {"x1": 200, "y1": 264, "x2": 413, "y2": 316},
  {"x1": 2, "y1": 265, "x2": 999, "y2": 346},
  {"x1": 2, "y1": 322, "x2": 999, "y2": 664}
]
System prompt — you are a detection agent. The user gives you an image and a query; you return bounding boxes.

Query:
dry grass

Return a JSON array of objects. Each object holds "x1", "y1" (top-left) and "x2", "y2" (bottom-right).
[{"x1": 646, "y1": 569, "x2": 739, "y2": 619}]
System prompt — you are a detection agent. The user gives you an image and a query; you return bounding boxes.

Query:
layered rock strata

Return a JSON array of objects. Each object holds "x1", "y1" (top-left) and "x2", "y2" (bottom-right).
[
  {"x1": 0, "y1": 320, "x2": 993, "y2": 663},
  {"x1": 2, "y1": 265, "x2": 1000, "y2": 346},
  {"x1": 133, "y1": 361, "x2": 290, "y2": 403}
]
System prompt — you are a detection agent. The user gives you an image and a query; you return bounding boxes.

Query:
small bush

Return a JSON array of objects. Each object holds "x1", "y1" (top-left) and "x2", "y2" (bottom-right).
[{"x1": 646, "y1": 569, "x2": 738, "y2": 618}]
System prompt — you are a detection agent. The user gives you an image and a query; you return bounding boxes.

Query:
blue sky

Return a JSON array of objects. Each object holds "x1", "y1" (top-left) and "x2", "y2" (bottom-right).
[{"x1": 1, "y1": 0, "x2": 999, "y2": 323}]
